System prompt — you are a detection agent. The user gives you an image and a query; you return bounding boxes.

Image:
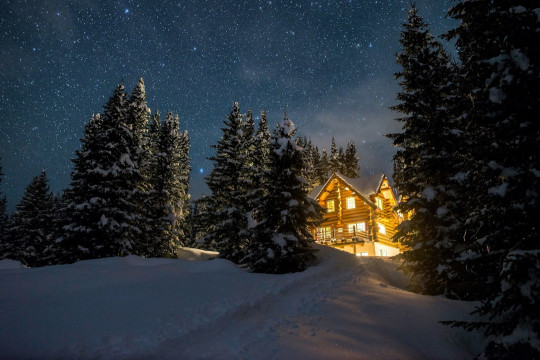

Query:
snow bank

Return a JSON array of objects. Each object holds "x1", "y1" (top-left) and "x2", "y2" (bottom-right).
[
  {"x1": 177, "y1": 247, "x2": 219, "y2": 261},
  {"x1": 0, "y1": 245, "x2": 485, "y2": 359},
  {"x1": 0, "y1": 259, "x2": 26, "y2": 269}
]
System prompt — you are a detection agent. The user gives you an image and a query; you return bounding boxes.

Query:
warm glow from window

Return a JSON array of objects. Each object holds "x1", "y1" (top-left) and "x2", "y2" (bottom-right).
[
  {"x1": 317, "y1": 227, "x2": 331, "y2": 240},
  {"x1": 378, "y1": 222, "x2": 386, "y2": 234},
  {"x1": 327, "y1": 200, "x2": 335, "y2": 212},
  {"x1": 348, "y1": 223, "x2": 365, "y2": 234},
  {"x1": 346, "y1": 196, "x2": 355, "y2": 209},
  {"x1": 376, "y1": 197, "x2": 383, "y2": 210}
]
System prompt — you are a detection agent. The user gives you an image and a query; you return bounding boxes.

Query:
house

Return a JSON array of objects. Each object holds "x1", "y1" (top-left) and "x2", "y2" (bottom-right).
[{"x1": 309, "y1": 172, "x2": 403, "y2": 257}]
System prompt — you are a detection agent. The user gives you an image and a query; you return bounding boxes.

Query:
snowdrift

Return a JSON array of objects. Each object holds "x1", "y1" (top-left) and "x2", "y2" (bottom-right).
[{"x1": 0, "y1": 245, "x2": 484, "y2": 359}]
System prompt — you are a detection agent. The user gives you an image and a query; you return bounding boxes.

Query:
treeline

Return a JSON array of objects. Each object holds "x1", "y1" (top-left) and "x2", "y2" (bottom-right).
[
  {"x1": 193, "y1": 103, "x2": 325, "y2": 273},
  {"x1": 391, "y1": 3, "x2": 539, "y2": 359},
  {"x1": 0, "y1": 87, "x2": 364, "y2": 273},
  {"x1": 0, "y1": 79, "x2": 191, "y2": 266}
]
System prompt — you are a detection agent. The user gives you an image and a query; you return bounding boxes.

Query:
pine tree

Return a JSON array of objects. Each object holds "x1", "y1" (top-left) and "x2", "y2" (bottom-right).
[
  {"x1": 248, "y1": 114, "x2": 324, "y2": 273},
  {"x1": 302, "y1": 137, "x2": 320, "y2": 189},
  {"x1": 145, "y1": 111, "x2": 191, "y2": 257},
  {"x1": 204, "y1": 102, "x2": 252, "y2": 263},
  {"x1": 60, "y1": 83, "x2": 142, "y2": 261},
  {"x1": 316, "y1": 148, "x2": 330, "y2": 184},
  {"x1": 343, "y1": 141, "x2": 360, "y2": 178},
  {"x1": 388, "y1": 5, "x2": 467, "y2": 298},
  {"x1": 0, "y1": 160, "x2": 8, "y2": 259},
  {"x1": 126, "y1": 78, "x2": 151, "y2": 250},
  {"x1": 329, "y1": 137, "x2": 340, "y2": 173},
  {"x1": 445, "y1": 1, "x2": 540, "y2": 357},
  {"x1": 250, "y1": 110, "x2": 272, "y2": 222},
  {"x1": 8, "y1": 171, "x2": 54, "y2": 267}
]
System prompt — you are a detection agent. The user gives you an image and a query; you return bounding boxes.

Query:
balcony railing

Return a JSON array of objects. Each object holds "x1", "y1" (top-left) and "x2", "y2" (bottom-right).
[{"x1": 315, "y1": 231, "x2": 370, "y2": 245}]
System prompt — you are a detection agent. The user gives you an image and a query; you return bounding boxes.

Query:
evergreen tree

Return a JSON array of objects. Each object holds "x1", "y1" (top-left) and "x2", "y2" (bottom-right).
[
  {"x1": 329, "y1": 137, "x2": 340, "y2": 173},
  {"x1": 145, "y1": 111, "x2": 191, "y2": 257},
  {"x1": 343, "y1": 141, "x2": 360, "y2": 178},
  {"x1": 126, "y1": 78, "x2": 151, "y2": 249},
  {"x1": 204, "y1": 102, "x2": 252, "y2": 263},
  {"x1": 302, "y1": 137, "x2": 320, "y2": 189},
  {"x1": 8, "y1": 171, "x2": 54, "y2": 267},
  {"x1": 250, "y1": 110, "x2": 272, "y2": 221},
  {"x1": 316, "y1": 148, "x2": 330, "y2": 184},
  {"x1": 388, "y1": 5, "x2": 466, "y2": 298},
  {"x1": 0, "y1": 160, "x2": 8, "y2": 258},
  {"x1": 248, "y1": 114, "x2": 324, "y2": 273},
  {"x1": 445, "y1": 1, "x2": 540, "y2": 357},
  {"x1": 60, "y1": 83, "x2": 142, "y2": 261}
]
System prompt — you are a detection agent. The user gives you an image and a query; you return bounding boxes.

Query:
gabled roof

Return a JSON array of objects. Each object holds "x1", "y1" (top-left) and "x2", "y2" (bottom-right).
[{"x1": 309, "y1": 172, "x2": 387, "y2": 208}]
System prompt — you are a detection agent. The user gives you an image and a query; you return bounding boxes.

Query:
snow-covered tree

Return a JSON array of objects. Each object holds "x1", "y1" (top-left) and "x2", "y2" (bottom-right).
[
  {"x1": 388, "y1": 5, "x2": 467, "y2": 298},
  {"x1": 145, "y1": 111, "x2": 191, "y2": 257},
  {"x1": 204, "y1": 102, "x2": 253, "y2": 263},
  {"x1": 249, "y1": 110, "x2": 272, "y2": 221},
  {"x1": 248, "y1": 115, "x2": 324, "y2": 274},
  {"x1": 60, "y1": 83, "x2": 142, "y2": 261},
  {"x1": 126, "y1": 78, "x2": 151, "y2": 248},
  {"x1": 0, "y1": 160, "x2": 8, "y2": 258},
  {"x1": 8, "y1": 171, "x2": 54, "y2": 267},
  {"x1": 445, "y1": 1, "x2": 540, "y2": 357}
]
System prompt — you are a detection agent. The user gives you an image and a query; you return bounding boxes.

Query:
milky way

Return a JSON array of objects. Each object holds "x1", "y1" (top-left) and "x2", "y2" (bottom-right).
[{"x1": 0, "y1": 0, "x2": 454, "y2": 210}]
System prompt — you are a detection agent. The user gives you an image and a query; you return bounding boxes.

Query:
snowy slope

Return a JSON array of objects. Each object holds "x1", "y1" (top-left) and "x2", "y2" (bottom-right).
[{"x1": 0, "y1": 245, "x2": 484, "y2": 359}]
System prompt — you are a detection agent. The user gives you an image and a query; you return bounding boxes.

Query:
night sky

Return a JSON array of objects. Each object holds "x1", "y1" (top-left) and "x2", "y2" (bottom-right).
[{"x1": 0, "y1": 0, "x2": 454, "y2": 211}]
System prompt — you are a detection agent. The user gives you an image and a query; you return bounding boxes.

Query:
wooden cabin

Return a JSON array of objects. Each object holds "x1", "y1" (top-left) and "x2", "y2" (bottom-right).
[{"x1": 309, "y1": 172, "x2": 403, "y2": 257}]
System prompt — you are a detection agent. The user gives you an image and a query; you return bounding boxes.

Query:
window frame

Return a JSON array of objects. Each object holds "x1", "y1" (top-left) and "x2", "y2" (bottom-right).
[
  {"x1": 346, "y1": 196, "x2": 355, "y2": 209},
  {"x1": 326, "y1": 199, "x2": 335, "y2": 212}
]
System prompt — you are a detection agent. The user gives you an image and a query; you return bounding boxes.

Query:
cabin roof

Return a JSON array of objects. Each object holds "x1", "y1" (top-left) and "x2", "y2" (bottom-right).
[{"x1": 309, "y1": 172, "x2": 386, "y2": 207}]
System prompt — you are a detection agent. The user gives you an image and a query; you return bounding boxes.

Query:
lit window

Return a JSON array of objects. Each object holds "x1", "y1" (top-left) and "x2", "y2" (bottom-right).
[
  {"x1": 317, "y1": 227, "x2": 331, "y2": 240},
  {"x1": 346, "y1": 196, "x2": 355, "y2": 209},
  {"x1": 327, "y1": 200, "x2": 335, "y2": 212},
  {"x1": 348, "y1": 222, "x2": 365, "y2": 234},
  {"x1": 356, "y1": 252, "x2": 369, "y2": 257},
  {"x1": 378, "y1": 222, "x2": 386, "y2": 234},
  {"x1": 375, "y1": 197, "x2": 383, "y2": 210}
]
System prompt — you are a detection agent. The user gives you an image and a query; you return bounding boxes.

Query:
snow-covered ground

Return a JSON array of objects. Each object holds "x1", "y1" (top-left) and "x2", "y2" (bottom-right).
[{"x1": 0, "y1": 245, "x2": 485, "y2": 359}]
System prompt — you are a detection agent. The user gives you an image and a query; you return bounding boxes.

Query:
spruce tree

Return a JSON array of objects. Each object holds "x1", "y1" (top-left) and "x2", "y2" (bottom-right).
[
  {"x1": 204, "y1": 102, "x2": 252, "y2": 263},
  {"x1": 388, "y1": 5, "x2": 466, "y2": 298},
  {"x1": 445, "y1": 1, "x2": 540, "y2": 357},
  {"x1": 146, "y1": 111, "x2": 191, "y2": 257},
  {"x1": 329, "y1": 137, "x2": 340, "y2": 173},
  {"x1": 317, "y1": 148, "x2": 330, "y2": 184},
  {"x1": 0, "y1": 161, "x2": 8, "y2": 259},
  {"x1": 343, "y1": 141, "x2": 360, "y2": 178},
  {"x1": 250, "y1": 110, "x2": 272, "y2": 222},
  {"x1": 248, "y1": 114, "x2": 324, "y2": 273},
  {"x1": 126, "y1": 78, "x2": 151, "y2": 249},
  {"x1": 8, "y1": 171, "x2": 54, "y2": 267},
  {"x1": 60, "y1": 83, "x2": 141, "y2": 261}
]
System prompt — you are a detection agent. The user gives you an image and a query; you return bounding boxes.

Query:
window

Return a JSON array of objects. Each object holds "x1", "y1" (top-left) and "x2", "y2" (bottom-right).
[
  {"x1": 326, "y1": 200, "x2": 335, "y2": 212},
  {"x1": 348, "y1": 222, "x2": 365, "y2": 234},
  {"x1": 378, "y1": 222, "x2": 386, "y2": 235},
  {"x1": 375, "y1": 197, "x2": 383, "y2": 210},
  {"x1": 356, "y1": 252, "x2": 369, "y2": 257},
  {"x1": 379, "y1": 249, "x2": 388, "y2": 256},
  {"x1": 316, "y1": 227, "x2": 331, "y2": 241},
  {"x1": 346, "y1": 197, "x2": 355, "y2": 209}
]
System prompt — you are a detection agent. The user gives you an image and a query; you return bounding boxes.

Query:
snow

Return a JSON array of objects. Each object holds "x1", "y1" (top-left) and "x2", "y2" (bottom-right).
[
  {"x1": 177, "y1": 247, "x2": 218, "y2": 261},
  {"x1": 0, "y1": 259, "x2": 26, "y2": 269},
  {"x1": 421, "y1": 186, "x2": 436, "y2": 201},
  {"x1": 0, "y1": 245, "x2": 484, "y2": 359}
]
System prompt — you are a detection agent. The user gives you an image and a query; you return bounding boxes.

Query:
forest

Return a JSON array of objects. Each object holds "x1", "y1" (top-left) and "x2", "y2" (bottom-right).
[{"x1": 0, "y1": 1, "x2": 538, "y2": 359}]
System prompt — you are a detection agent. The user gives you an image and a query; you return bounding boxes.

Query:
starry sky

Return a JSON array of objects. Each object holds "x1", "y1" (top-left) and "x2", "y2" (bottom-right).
[{"x1": 0, "y1": 0, "x2": 454, "y2": 211}]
